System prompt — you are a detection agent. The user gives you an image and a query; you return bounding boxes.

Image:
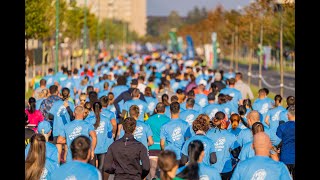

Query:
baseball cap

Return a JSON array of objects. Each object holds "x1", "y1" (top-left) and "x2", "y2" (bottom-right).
[
  {"x1": 37, "y1": 121, "x2": 51, "y2": 134},
  {"x1": 198, "y1": 79, "x2": 207, "y2": 86},
  {"x1": 131, "y1": 79, "x2": 138, "y2": 85}
]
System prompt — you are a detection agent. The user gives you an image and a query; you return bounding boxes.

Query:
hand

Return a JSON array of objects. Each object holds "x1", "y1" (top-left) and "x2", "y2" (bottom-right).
[{"x1": 63, "y1": 100, "x2": 69, "y2": 107}]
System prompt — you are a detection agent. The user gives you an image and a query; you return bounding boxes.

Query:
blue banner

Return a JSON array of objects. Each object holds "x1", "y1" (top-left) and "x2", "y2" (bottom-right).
[{"x1": 186, "y1": 35, "x2": 195, "y2": 60}]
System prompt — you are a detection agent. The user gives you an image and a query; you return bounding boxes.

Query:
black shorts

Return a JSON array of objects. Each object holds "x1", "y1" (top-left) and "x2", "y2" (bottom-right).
[{"x1": 149, "y1": 150, "x2": 161, "y2": 157}]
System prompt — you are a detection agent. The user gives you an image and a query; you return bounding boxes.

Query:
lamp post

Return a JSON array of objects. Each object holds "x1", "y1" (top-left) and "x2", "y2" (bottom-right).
[
  {"x1": 55, "y1": 0, "x2": 59, "y2": 73},
  {"x1": 279, "y1": 4, "x2": 284, "y2": 98},
  {"x1": 83, "y1": 0, "x2": 87, "y2": 65}
]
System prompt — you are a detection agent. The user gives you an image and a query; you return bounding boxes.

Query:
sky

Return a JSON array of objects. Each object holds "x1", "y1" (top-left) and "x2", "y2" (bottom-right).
[{"x1": 147, "y1": 0, "x2": 253, "y2": 16}]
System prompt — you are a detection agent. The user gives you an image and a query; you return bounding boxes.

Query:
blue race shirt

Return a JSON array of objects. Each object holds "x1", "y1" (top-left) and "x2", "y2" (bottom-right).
[
  {"x1": 265, "y1": 105, "x2": 286, "y2": 133},
  {"x1": 181, "y1": 135, "x2": 216, "y2": 166},
  {"x1": 220, "y1": 87, "x2": 242, "y2": 107},
  {"x1": 146, "y1": 114, "x2": 171, "y2": 150},
  {"x1": 179, "y1": 109, "x2": 200, "y2": 126},
  {"x1": 238, "y1": 141, "x2": 255, "y2": 161},
  {"x1": 111, "y1": 85, "x2": 129, "y2": 99},
  {"x1": 195, "y1": 94, "x2": 209, "y2": 108},
  {"x1": 25, "y1": 142, "x2": 59, "y2": 164},
  {"x1": 42, "y1": 158, "x2": 59, "y2": 180},
  {"x1": 221, "y1": 102, "x2": 238, "y2": 118},
  {"x1": 237, "y1": 128, "x2": 281, "y2": 147},
  {"x1": 206, "y1": 129, "x2": 239, "y2": 173},
  {"x1": 49, "y1": 100, "x2": 71, "y2": 137},
  {"x1": 36, "y1": 98, "x2": 45, "y2": 110},
  {"x1": 276, "y1": 121, "x2": 295, "y2": 164},
  {"x1": 231, "y1": 156, "x2": 292, "y2": 180},
  {"x1": 145, "y1": 96, "x2": 158, "y2": 115},
  {"x1": 176, "y1": 163, "x2": 221, "y2": 180},
  {"x1": 164, "y1": 106, "x2": 171, "y2": 118},
  {"x1": 61, "y1": 78, "x2": 76, "y2": 99},
  {"x1": 201, "y1": 103, "x2": 225, "y2": 119},
  {"x1": 44, "y1": 74, "x2": 56, "y2": 88},
  {"x1": 252, "y1": 97, "x2": 274, "y2": 127},
  {"x1": 180, "y1": 102, "x2": 202, "y2": 112},
  {"x1": 160, "y1": 118, "x2": 191, "y2": 159},
  {"x1": 50, "y1": 160, "x2": 101, "y2": 180},
  {"x1": 279, "y1": 109, "x2": 289, "y2": 122},
  {"x1": 119, "y1": 121, "x2": 153, "y2": 149},
  {"x1": 60, "y1": 119, "x2": 95, "y2": 162},
  {"x1": 85, "y1": 114, "x2": 113, "y2": 154},
  {"x1": 98, "y1": 90, "x2": 109, "y2": 99},
  {"x1": 123, "y1": 99, "x2": 148, "y2": 121}
]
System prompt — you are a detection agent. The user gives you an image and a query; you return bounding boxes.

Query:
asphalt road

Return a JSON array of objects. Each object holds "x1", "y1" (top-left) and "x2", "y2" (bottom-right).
[{"x1": 219, "y1": 59, "x2": 295, "y2": 98}]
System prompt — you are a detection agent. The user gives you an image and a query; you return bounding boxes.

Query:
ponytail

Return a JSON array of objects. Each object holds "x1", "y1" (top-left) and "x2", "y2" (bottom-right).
[
  {"x1": 28, "y1": 97, "x2": 36, "y2": 114},
  {"x1": 93, "y1": 102, "x2": 102, "y2": 129}
]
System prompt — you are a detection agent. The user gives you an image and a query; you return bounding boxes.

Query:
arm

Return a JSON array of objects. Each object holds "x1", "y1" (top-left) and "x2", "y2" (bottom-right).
[
  {"x1": 140, "y1": 146, "x2": 150, "y2": 179},
  {"x1": 147, "y1": 136, "x2": 154, "y2": 146},
  {"x1": 89, "y1": 130, "x2": 97, "y2": 160},
  {"x1": 247, "y1": 85, "x2": 254, "y2": 100},
  {"x1": 179, "y1": 154, "x2": 188, "y2": 167},
  {"x1": 264, "y1": 114, "x2": 270, "y2": 126},
  {"x1": 113, "y1": 93, "x2": 124, "y2": 117},
  {"x1": 230, "y1": 146, "x2": 242, "y2": 159},
  {"x1": 110, "y1": 118, "x2": 117, "y2": 136},
  {"x1": 104, "y1": 146, "x2": 115, "y2": 174},
  {"x1": 210, "y1": 152, "x2": 217, "y2": 164},
  {"x1": 140, "y1": 93, "x2": 146, "y2": 102},
  {"x1": 160, "y1": 139, "x2": 165, "y2": 151}
]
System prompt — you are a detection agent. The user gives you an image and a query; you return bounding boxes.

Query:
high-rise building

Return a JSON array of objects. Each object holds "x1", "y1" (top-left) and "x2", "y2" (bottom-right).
[{"x1": 71, "y1": 0, "x2": 146, "y2": 36}]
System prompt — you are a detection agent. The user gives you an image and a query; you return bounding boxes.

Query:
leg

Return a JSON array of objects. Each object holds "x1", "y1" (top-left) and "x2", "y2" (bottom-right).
[{"x1": 97, "y1": 153, "x2": 107, "y2": 180}]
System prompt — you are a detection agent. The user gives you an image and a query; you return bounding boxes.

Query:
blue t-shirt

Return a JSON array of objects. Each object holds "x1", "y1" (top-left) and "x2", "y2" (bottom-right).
[
  {"x1": 61, "y1": 78, "x2": 75, "y2": 99},
  {"x1": 36, "y1": 98, "x2": 45, "y2": 110},
  {"x1": 265, "y1": 106, "x2": 286, "y2": 133},
  {"x1": 179, "y1": 109, "x2": 200, "y2": 126},
  {"x1": 85, "y1": 114, "x2": 113, "y2": 154},
  {"x1": 164, "y1": 106, "x2": 171, "y2": 118},
  {"x1": 252, "y1": 97, "x2": 274, "y2": 127},
  {"x1": 50, "y1": 160, "x2": 101, "y2": 180},
  {"x1": 180, "y1": 102, "x2": 202, "y2": 112},
  {"x1": 276, "y1": 121, "x2": 295, "y2": 164},
  {"x1": 44, "y1": 74, "x2": 56, "y2": 88},
  {"x1": 201, "y1": 103, "x2": 225, "y2": 119},
  {"x1": 119, "y1": 121, "x2": 153, "y2": 149},
  {"x1": 60, "y1": 119, "x2": 95, "y2": 162},
  {"x1": 111, "y1": 85, "x2": 129, "y2": 99},
  {"x1": 206, "y1": 129, "x2": 239, "y2": 173},
  {"x1": 221, "y1": 102, "x2": 238, "y2": 118},
  {"x1": 238, "y1": 141, "x2": 255, "y2": 161},
  {"x1": 25, "y1": 142, "x2": 59, "y2": 164},
  {"x1": 98, "y1": 90, "x2": 109, "y2": 99},
  {"x1": 237, "y1": 128, "x2": 281, "y2": 147},
  {"x1": 123, "y1": 99, "x2": 148, "y2": 121},
  {"x1": 146, "y1": 114, "x2": 171, "y2": 150},
  {"x1": 49, "y1": 100, "x2": 71, "y2": 137},
  {"x1": 179, "y1": 80, "x2": 189, "y2": 91},
  {"x1": 176, "y1": 163, "x2": 221, "y2": 180},
  {"x1": 231, "y1": 156, "x2": 291, "y2": 180},
  {"x1": 279, "y1": 109, "x2": 289, "y2": 122},
  {"x1": 160, "y1": 118, "x2": 191, "y2": 159},
  {"x1": 181, "y1": 135, "x2": 216, "y2": 166},
  {"x1": 195, "y1": 94, "x2": 209, "y2": 108},
  {"x1": 42, "y1": 158, "x2": 59, "y2": 180},
  {"x1": 220, "y1": 87, "x2": 242, "y2": 107},
  {"x1": 145, "y1": 96, "x2": 158, "y2": 115}
]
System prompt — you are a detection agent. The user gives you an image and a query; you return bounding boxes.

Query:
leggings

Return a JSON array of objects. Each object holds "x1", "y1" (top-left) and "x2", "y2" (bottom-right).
[{"x1": 89, "y1": 153, "x2": 106, "y2": 179}]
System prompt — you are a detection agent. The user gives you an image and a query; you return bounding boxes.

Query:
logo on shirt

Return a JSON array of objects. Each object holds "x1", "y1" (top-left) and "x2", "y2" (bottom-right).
[
  {"x1": 199, "y1": 98, "x2": 206, "y2": 107},
  {"x1": 134, "y1": 125, "x2": 144, "y2": 139},
  {"x1": 224, "y1": 108, "x2": 230, "y2": 115},
  {"x1": 209, "y1": 109, "x2": 218, "y2": 119},
  {"x1": 186, "y1": 114, "x2": 195, "y2": 125},
  {"x1": 230, "y1": 93, "x2": 235, "y2": 97},
  {"x1": 214, "y1": 137, "x2": 226, "y2": 151},
  {"x1": 65, "y1": 175, "x2": 77, "y2": 180},
  {"x1": 69, "y1": 126, "x2": 83, "y2": 141},
  {"x1": 66, "y1": 82, "x2": 72, "y2": 88},
  {"x1": 47, "y1": 78, "x2": 53, "y2": 85},
  {"x1": 95, "y1": 121, "x2": 105, "y2": 134},
  {"x1": 57, "y1": 105, "x2": 67, "y2": 116},
  {"x1": 172, "y1": 127, "x2": 182, "y2": 141},
  {"x1": 271, "y1": 111, "x2": 281, "y2": 121},
  {"x1": 148, "y1": 102, "x2": 156, "y2": 112},
  {"x1": 200, "y1": 175, "x2": 210, "y2": 180},
  {"x1": 40, "y1": 168, "x2": 48, "y2": 180},
  {"x1": 260, "y1": 103, "x2": 269, "y2": 114},
  {"x1": 251, "y1": 169, "x2": 267, "y2": 180}
]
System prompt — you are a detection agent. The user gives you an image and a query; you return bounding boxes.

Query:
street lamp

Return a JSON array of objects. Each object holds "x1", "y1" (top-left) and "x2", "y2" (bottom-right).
[
  {"x1": 83, "y1": 0, "x2": 87, "y2": 65},
  {"x1": 55, "y1": 0, "x2": 60, "y2": 73}
]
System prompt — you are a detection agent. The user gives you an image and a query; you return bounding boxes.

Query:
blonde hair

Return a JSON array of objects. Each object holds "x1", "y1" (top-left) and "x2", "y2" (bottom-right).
[{"x1": 25, "y1": 134, "x2": 46, "y2": 180}]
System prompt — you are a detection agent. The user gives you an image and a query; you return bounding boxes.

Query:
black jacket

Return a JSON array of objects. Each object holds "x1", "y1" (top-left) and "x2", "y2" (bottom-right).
[{"x1": 104, "y1": 133, "x2": 150, "y2": 180}]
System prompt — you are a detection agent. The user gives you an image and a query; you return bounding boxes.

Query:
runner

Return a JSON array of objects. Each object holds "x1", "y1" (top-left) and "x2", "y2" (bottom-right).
[
  {"x1": 264, "y1": 95, "x2": 286, "y2": 133},
  {"x1": 25, "y1": 112, "x2": 35, "y2": 147},
  {"x1": 252, "y1": 88, "x2": 274, "y2": 128},
  {"x1": 50, "y1": 136, "x2": 101, "y2": 179},
  {"x1": 279, "y1": 96, "x2": 295, "y2": 123},
  {"x1": 144, "y1": 86, "x2": 159, "y2": 116},
  {"x1": 157, "y1": 150, "x2": 183, "y2": 180},
  {"x1": 25, "y1": 97, "x2": 44, "y2": 131},
  {"x1": 32, "y1": 79, "x2": 47, "y2": 100},
  {"x1": 179, "y1": 98, "x2": 200, "y2": 127},
  {"x1": 234, "y1": 72, "x2": 254, "y2": 100},
  {"x1": 122, "y1": 88, "x2": 149, "y2": 121}
]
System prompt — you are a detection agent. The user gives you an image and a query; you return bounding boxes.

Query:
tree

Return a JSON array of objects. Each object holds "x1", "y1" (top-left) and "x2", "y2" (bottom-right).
[{"x1": 168, "y1": 11, "x2": 183, "y2": 28}]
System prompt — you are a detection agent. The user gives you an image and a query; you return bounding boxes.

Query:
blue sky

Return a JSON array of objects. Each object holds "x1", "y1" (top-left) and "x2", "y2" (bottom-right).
[{"x1": 147, "y1": 0, "x2": 252, "y2": 16}]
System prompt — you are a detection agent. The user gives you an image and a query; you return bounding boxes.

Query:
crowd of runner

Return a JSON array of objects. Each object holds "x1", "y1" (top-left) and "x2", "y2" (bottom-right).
[{"x1": 25, "y1": 51, "x2": 295, "y2": 180}]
